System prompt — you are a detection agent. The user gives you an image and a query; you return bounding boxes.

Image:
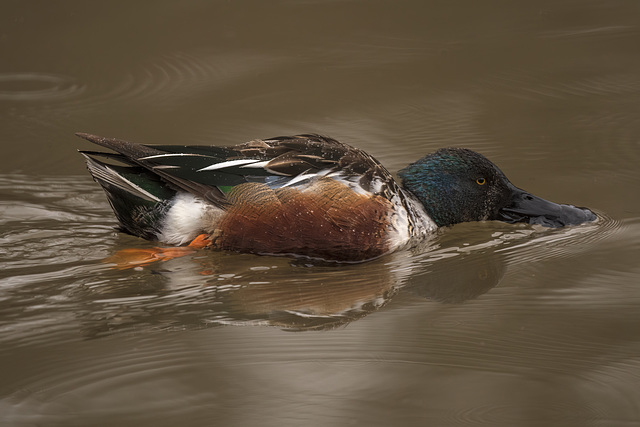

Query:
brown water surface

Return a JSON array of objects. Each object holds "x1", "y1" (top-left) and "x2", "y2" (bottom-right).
[{"x1": 1, "y1": 1, "x2": 640, "y2": 426}]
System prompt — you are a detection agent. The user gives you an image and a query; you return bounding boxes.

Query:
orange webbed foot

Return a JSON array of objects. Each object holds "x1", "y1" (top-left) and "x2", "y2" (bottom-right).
[
  {"x1": 187, "y1": 233, "x2": 212, "y2": 249},
  {"x1": 104, "y1": 234, "x2": 212, "y2": 269}
]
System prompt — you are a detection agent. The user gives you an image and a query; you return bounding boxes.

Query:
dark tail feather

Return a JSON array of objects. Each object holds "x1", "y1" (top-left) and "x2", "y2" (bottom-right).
[
  {"x1": 76, "y1": 133, "x2": 163, "y2": 160},
  {"x1": 82, "y1": 153, "x2": 175, "y2": 240},
  {"x1": 76, "y1": 132, "x2": 228, "y2": 208}
]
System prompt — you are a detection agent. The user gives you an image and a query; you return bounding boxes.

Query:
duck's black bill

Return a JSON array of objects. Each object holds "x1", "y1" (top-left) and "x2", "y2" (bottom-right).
[{"x1": 498, "y1": 184, "x2": 596, "y2": 228}]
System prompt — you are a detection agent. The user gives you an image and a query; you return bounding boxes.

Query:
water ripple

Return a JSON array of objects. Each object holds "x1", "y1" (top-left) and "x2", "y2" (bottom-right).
[
  {"x1": 479, "y1": 68, "x2": 640, "y2": 104},
  {"x1": 63, "y1": 50, "x2": 285, "y2": 112},
  {"x1": 539, "y1": 25, "x2": 639, "y2": 41},
  {"x1": 0, "y1": 72, "x2": 84, "y2": 101},
  {"x1": 2, "y1": 337, "x2": 221, "y2": 423},
  {"x1": 496, "y1": 212, "x2": 621, "y2": 264}
]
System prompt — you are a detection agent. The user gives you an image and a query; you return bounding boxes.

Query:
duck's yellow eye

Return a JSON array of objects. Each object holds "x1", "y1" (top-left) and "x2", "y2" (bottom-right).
[{"x1": 476, "y1": 178, "x2": 486, "y2": 185}]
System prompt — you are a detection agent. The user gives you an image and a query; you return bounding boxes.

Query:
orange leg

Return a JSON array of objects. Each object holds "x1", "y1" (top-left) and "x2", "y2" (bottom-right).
[
  {"x1": 187, "y1": 233, "x2": 212, "y2": 249},
  {"x1": 105, "y1": 234, "x2": 212, "y2": 269}
]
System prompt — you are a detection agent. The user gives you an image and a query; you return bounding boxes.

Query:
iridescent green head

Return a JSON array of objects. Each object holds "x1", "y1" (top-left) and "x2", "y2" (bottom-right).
[{"x1": 398, "y1": 148, "x2": 596, "y2": 228}]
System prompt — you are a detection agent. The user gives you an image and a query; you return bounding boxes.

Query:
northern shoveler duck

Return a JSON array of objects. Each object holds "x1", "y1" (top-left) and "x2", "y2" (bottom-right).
[{"x1": 78, "y1": 133, "x2": 596, "y2": 264}]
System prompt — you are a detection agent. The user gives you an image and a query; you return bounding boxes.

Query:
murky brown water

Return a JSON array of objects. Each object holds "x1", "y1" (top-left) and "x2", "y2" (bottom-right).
[{"x1": 2, "y1": 1, "x2": 640, "y2": 426}]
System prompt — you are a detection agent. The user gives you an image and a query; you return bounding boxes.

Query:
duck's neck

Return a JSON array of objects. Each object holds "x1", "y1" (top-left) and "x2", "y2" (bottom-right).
[{"x1": 398, "y1": 170, "x2": 459, "y2": 228}]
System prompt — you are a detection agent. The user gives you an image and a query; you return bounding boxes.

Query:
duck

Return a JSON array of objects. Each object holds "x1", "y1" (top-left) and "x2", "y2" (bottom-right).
[{"x1": 78, "y1": 133, "x2": 596, "y2": 263}]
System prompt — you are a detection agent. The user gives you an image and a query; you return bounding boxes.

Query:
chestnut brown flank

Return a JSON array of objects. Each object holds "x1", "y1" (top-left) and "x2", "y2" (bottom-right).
[{"x1": 212, "y1": 179, "x2": 393, "y2": 261}]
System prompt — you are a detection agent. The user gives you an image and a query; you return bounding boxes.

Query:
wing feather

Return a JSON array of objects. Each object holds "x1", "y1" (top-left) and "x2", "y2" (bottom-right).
[{"x1": 77, "y1": 132, "x2": 400, "y2": 208}]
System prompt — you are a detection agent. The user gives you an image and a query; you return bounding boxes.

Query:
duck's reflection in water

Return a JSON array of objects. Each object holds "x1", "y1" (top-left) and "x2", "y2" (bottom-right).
[{"x1": 76, "y1": 227, "x2": 513, "y2": 336}]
